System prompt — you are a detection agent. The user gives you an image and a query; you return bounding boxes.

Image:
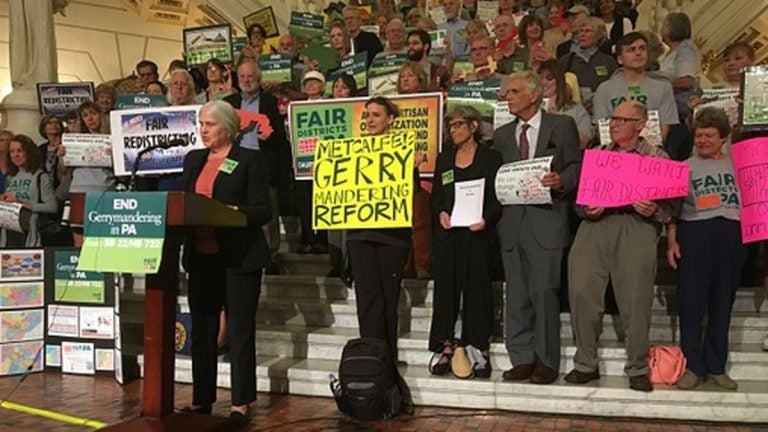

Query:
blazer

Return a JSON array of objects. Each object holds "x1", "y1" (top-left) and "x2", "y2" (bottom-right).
[
  {"x1": 180, "y1": 145, "x2": 272, "y2": 272},
  {"x1": 492, "y1": 111, "x2": 582, "y2": 250},
  {"x1": 223, "y1": 91, "x2": 288, "y2": 186},
  {"x1": 430, "y1": 145, "x2": 503, "y2": 242}
]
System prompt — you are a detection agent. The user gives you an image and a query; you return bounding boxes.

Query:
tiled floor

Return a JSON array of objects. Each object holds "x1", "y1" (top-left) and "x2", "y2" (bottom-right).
[{"x1": 0, "y1": 373, "x2": 765, "y2": 431}]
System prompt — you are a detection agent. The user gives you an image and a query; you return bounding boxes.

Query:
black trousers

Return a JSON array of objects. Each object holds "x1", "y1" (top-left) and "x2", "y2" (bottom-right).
[
  {"x1": 348, "y1": 239, "x2": 408, "y2": 357},
  {"x1": 296, "y1": 181, "x2": 327, "y2": 247},
  {"x1": 429, "y1": 229, "x2": 494, "y2": 352},
  {"x1": 677, "y1": 218, "x2": 746, "y2": 376},
  {"x1": 187, "y1": 252, "x2": 263, "y2": 406}
]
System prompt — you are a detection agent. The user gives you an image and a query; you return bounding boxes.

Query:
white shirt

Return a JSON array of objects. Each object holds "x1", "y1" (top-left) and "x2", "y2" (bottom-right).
[{"x1": 515, "y1": 109, "x2": 542, "y2": 160}]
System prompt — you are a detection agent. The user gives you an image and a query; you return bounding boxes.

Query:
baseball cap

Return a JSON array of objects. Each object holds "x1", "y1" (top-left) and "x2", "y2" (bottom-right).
[{"x1": 302, "y1": 71, "x2": 326, "y2": 86}]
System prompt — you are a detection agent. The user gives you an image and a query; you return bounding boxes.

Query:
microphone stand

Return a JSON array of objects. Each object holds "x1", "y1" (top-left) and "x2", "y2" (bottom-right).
[{"x1": 128, "y1": 139, "x2": 187, "y2": 191}]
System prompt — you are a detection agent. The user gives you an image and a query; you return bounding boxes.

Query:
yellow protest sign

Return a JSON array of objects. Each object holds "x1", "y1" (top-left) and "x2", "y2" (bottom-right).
[{"x1": 313, "y1": 132, "x2": 416, "y2": 230}]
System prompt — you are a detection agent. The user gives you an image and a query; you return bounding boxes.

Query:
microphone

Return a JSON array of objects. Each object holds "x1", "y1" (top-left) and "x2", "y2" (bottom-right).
[{"x1": 129, "y1": 138, "x2": 187, "y2": 191}]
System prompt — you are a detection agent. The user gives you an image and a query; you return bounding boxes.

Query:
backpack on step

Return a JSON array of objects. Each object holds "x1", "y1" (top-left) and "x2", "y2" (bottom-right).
[
  {"x1": 330, "y1": 338, "x2": 401, "y2": 421},
  {"x1": 648, "y1": 345, "x2": 686, "y2": 385}
]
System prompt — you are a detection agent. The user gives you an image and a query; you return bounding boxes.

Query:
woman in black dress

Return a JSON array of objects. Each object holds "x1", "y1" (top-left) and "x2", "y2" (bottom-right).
[{"x1": 428, "y1": 105, "x2": 502, "y2": 378}]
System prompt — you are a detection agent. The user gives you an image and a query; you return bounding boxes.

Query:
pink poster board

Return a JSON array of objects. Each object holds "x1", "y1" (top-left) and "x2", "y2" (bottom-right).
[
  {"x1": 731, "y1": 138, "x2": 768, "y2": 243},
  {"x1": 576, "y1": 149, "x2": 689, "y2": 208}
]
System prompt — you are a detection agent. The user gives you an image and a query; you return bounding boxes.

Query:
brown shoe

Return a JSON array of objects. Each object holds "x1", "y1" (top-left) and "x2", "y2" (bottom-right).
[
  {"x1": 502, "y1": 363, "x2": 535, "y2": 381},
  {"x1": 529, "y1": 362, "x2": 558, "y2": 384}
]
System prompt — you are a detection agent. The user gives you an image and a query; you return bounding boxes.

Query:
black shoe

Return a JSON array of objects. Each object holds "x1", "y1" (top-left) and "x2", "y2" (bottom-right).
[
  {"x1": 180, "y1": 405, "x2": 212, "y2": 415},
  {"x1": 310, "y1": 243, "x2": 328, "y2": 254},
  {"x1": 429, "y1": 348, "x2": 452, "y2": 376},
  {"x1": 564, "y1": 368, "x2": 600, "y2": 384},
  {"x1": 226, "y1": 409, "x2": 250, "y2": 429},
  {"x1": 297, "y1": 244, "x2": 313, "y2": 254},
  {"x1": 629, "y1": 375, "x2": 653, "y2": 392},
  {"x1": 474, "y1": 356, "x2": 492, "y2": 379}
]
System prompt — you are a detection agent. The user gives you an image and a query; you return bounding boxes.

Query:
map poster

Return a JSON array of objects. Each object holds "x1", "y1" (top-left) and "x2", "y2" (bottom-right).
[
  {"x1": 45, "y1": 344, "x2": 61, "y2": 367},
  {"x1": 79, "y1": 307, "x2": 115, "y2": 339},
  {"x1": 0, "y1": 282, "x2": 44, "y2": 310},
  {"x1": 0, "y1": 340, "x2": 43, "y2": 375},
  {"x1": 95, "y1": 348, "x2": 115, "y2": 371},
  {"x1": 0, "y1": 250, "x2": 44, "y2": 282},
  {"x1": 0, "y1": 309, "x2": 44, "y2": 343}
]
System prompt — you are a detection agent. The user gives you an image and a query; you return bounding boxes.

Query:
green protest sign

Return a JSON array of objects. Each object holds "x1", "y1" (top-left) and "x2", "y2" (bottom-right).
[
  {"x1": 289, "y1": 12, "x2": 326, "y2": 44},
  {"x1": 54, "y1": 250, "x2": 105, "y2": 304},
  {"x1": 447, "y1": 78, "x2": 502, "y2": 117},
  {"x1": 369, "y1": 53, "x2": 408, "y2": 77},
  {"x1": 77, "y1": 192, "x2": 167, "y2": 274},
  {"x1": 232, "y1": 36, "x2": 249, "y2": 57},
  {"x1": 300, "y1": 43, "x2": 339, "y2": 74},
  {"x1": 326, "y1": 52, "x2": 368, "y2": 95},
  {"x1": 452, "y1": 55, "x2": 474, "y2": 77},
  {"x1": 259, "y1": 53, "x2": 293, "y2": 83},
  {"x1": 115, "y1": 94, "x2": 169, "y2": 110}
]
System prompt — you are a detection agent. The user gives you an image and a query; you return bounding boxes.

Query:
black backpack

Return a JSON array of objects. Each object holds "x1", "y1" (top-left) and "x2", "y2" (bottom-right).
[{"x1": 330, "y1": 338, "x2": 401, "y2": 421}]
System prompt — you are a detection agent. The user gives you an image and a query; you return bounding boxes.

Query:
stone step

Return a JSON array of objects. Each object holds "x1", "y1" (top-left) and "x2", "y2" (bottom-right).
[
  {"x1": 249, "y1": 325, "x2": 768, "y2": 381},
  {"x1": 136, "y1": 354, "x2": 768, "y2": 423},
  {"x1": 276, "y1": 253, "x2": 332, "y2": 275}
]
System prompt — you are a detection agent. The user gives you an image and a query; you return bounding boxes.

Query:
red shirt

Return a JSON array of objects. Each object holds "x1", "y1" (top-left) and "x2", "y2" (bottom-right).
[{"x1": 194, "y1": 155, "x2": 226, "y2": 253}]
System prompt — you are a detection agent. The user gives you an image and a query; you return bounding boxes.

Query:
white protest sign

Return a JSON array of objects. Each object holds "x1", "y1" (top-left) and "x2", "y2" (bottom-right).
[{"x1": 495, "y1": 156, "x2": 554, "y2": 205}]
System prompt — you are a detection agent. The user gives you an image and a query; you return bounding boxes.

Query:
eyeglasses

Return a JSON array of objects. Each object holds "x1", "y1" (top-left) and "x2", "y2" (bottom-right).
[
  {"x1": 448, "y1": 120, "x2": 468, "y2": 130},
  {"x1": 609, "y1": 116, "x2": 643, "y2": 124},
  {"x1": 471, "y1": 46, "x2": 491, "y2": 52}
]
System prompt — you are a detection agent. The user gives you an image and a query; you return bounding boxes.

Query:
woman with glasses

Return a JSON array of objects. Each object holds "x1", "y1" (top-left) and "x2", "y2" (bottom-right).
[
  {"x1": 197, "y1": 59, "x2": 234, "y2": 103},
  {"x1": 428, "y1": 105, "x2": 502, "y2": 379}
]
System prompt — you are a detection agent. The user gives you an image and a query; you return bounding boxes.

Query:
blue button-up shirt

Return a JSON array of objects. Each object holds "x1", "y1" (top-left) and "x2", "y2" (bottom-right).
[
  {"x1": 239, "y1": 93, "x2": 261, "y2": 150},
  {"x1": 438, "y1": 17, "x2": 469, "y2": 58}
]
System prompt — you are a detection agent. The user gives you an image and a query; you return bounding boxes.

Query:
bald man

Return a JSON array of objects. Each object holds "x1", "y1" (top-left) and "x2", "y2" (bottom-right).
[{"x1": 565, "y1": 100, "x2": 675, "y2": 393}]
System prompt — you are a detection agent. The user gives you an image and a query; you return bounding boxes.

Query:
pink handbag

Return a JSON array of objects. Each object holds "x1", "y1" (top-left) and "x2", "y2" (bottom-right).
[{"x1": 648, "y1": 345, "x2": 687, "y2": 385}]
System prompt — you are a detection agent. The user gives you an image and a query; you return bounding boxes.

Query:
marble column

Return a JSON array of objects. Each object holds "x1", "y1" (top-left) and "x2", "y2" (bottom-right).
[{"x1": 0, "y1": 0, "x2": 59, "y2": 138}]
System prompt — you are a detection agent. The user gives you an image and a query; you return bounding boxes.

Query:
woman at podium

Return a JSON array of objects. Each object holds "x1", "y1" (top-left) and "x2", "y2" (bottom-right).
[{"x1": 180, "y1": 100, "x2": 272, "y2": 427}]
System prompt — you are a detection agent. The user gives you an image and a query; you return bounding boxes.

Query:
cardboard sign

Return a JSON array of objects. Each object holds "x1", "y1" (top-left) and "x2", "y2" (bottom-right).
[
  {"x1": 243, "y1": 6, "x2": 279, "y2": 38},
  {"x1": 183, "y1": 24, "x2": 234, "y2": 66},
  {"x1": 312, "y1": 132, "x2": 415, "y2": 230},
  {"x1": 576, "y1": 149, "x2": 689, "y2": 208},
  {"x1": 732, "y1": 138, "x2": 768, "y2": 242}
]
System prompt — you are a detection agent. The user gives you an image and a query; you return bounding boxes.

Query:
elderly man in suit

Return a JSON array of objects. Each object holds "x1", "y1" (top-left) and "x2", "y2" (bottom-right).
[
  {"x1": 225, "y1": 58, "x2": 289, "y2": 275},
  {"x1": 492, "y1": 71, "x2": 582, "y2": 384}
]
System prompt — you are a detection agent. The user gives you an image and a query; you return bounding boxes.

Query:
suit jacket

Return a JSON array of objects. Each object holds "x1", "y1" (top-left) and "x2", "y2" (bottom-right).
[
  {"x1": 180, "y1": 145, "x2": 272, "y2": 272},
  {"x1": 223, "y1": 91, "x2": 288, "y2": 186},
  {"x1": 492, "y1": 111, "x2": 582, "y2": 250}
]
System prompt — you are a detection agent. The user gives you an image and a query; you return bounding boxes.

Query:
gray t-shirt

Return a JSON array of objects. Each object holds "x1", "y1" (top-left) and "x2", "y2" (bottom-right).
[
  {"x1": 679, "y1": 155, "x2": 739, "y2": 222},
  {"x1": 593, "y1": 70, "x2": 679, "y2": 126}
]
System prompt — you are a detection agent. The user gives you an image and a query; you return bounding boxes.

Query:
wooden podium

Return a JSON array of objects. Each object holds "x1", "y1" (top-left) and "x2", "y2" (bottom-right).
[{"x1": 70, "y1": 192, "x2": 246, "y2": 431}]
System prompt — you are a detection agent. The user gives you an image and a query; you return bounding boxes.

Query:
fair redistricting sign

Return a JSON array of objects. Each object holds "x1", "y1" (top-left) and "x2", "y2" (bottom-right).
[
  {"x1": 732, "y1": 138, "x2": 768, "y2": 243},
  {"x1": 37, "y1": 82, "x2": 94, "y2": 117},
  {"x1": 312, "y1": 132, "x2": 415, "y2": 230},
  {"x1": 77, "y1": 192, "x2": 167, "y2": 274},
  {"x1": 576, "y1": 149, "x2": 689, "y2": 208},
  {"x1": 289, "y1": 93, "x2": 443, "y2": 180},
  {"x1": 110, "y1": 105, "x2": 202, "y2": 176}
]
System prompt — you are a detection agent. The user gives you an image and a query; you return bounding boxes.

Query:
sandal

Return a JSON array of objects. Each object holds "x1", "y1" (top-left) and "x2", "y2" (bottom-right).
[{"x1": 429, "y1": 342, "x2": 453, "y2": 376}]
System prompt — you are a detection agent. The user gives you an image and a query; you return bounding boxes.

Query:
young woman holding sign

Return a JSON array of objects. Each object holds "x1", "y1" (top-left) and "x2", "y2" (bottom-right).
[
  {"x1": 347, "y1": 96, "x2": 415, "y2": 414},
  {"x1": 180, "y1": 100, "x2": 271, "y2": 427},
  {"x1": 428, "y1": 105, "x2": 502, "y2": 379}
]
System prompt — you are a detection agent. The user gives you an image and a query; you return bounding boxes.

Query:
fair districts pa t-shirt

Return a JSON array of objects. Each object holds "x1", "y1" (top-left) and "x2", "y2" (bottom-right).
[{"x1": 680, "y1": 155, "x2": 739, "y2": 222}]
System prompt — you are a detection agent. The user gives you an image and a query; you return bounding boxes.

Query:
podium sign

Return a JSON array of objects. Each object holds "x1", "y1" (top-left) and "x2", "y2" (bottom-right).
[{"x1": 77, "y1": 192, "x2": 167, "y2": 274}]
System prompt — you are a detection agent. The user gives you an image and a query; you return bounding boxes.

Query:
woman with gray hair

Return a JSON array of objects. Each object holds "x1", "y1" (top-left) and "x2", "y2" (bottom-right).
[
  {"x1": 168, "y1": 68, "x2": 198, "y2": 106},
  {"x1": 428, "y1": 105, "x2": 502, "y2": 379},
  {"x1": 180, "y1": 100, "x2": 272, "y2": 427}
]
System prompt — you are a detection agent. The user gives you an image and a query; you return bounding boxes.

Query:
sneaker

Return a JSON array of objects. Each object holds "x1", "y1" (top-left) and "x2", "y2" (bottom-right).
[
  {"x1": 676, "y1": 369, "x2": 704, "y2": 390},
  {"x1": 709, "y1": 373, "x2": 738, "y2": 390}
]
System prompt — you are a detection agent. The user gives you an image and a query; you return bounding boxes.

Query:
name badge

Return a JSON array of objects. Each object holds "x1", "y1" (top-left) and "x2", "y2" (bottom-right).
[
  {"x1": 219, "y1": 158, "x2": 238, "y2": 174},
  {"x1": 442, "y1": 169, "x2": 454, "y2": 185},
  {"x1": 513, "y1": 61, "x2": 525, "y2": 72},
  {"x1": 595, "y1": 65, "x2": 608, "y2": 77}
]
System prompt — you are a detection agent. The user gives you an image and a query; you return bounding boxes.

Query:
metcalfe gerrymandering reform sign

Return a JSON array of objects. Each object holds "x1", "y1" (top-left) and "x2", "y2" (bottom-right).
[
  {"x1": 731, "y1": 137, "x2": 768, "y2": 243},
  {"x1": 576, "y1": 149, "x2": 690, "y2": 208},
  {"x1": 110, "y1": 105, "x2": 203, "y2": 176},
  {"x1": 312, "y1": 131, "x2": 416, "y2": 230},
  {"x1": 77, "y1": 192, "x2": 167, "y2": 274},
  {"x1": 289, "y1": 93, "x2": 443, "y2": 180},
  {"x1": 37, "y1": 82, "x2": 95, "y2": 117}
]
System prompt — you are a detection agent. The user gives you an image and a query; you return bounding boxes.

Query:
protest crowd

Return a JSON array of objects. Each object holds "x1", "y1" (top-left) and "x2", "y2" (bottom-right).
[{"x1": 1, "y1": 0, "x2": 767, "y2": 425}]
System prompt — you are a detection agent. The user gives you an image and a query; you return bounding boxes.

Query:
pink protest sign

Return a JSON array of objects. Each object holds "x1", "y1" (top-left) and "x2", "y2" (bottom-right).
[
  {"x1": 731, "y1": 138, "x2": 768, "y2": 243},
  {"x1": 576, "y1": 149, "x2": 690, "y2": 208}
]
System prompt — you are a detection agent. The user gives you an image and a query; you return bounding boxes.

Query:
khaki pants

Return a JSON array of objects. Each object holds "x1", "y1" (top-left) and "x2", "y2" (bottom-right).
[{"x1": 568, "y1": 214, "x2": 658, "y2": 377}]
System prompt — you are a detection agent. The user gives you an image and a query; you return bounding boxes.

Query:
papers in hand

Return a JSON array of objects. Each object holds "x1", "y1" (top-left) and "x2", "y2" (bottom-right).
[
  {"x1": 0, "y1": 201, "x2": 26, "y2": 233},
  {"x1": 495, "y1": 156, "x2": 554, "y2": 205},
  {"x1": 450, "y1": 178, "x2": 485, "y2": 227},
  {"x1": 62, "y1": 134, "x2": 113, "y2": 167}
]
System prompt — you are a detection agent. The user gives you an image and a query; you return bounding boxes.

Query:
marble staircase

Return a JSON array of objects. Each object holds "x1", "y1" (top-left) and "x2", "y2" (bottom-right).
[{"x1": 129, "y1": 250, "x2": 768, "y2": 423}]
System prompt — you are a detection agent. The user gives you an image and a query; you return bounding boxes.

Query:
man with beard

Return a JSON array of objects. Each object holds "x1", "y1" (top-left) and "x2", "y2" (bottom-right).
[
  {"x1": 406, "y1": 29, "x2": 449, "y2": 91},
  {"x1": 224, "y1": 59, "x2": 288, "y2": 274}
]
